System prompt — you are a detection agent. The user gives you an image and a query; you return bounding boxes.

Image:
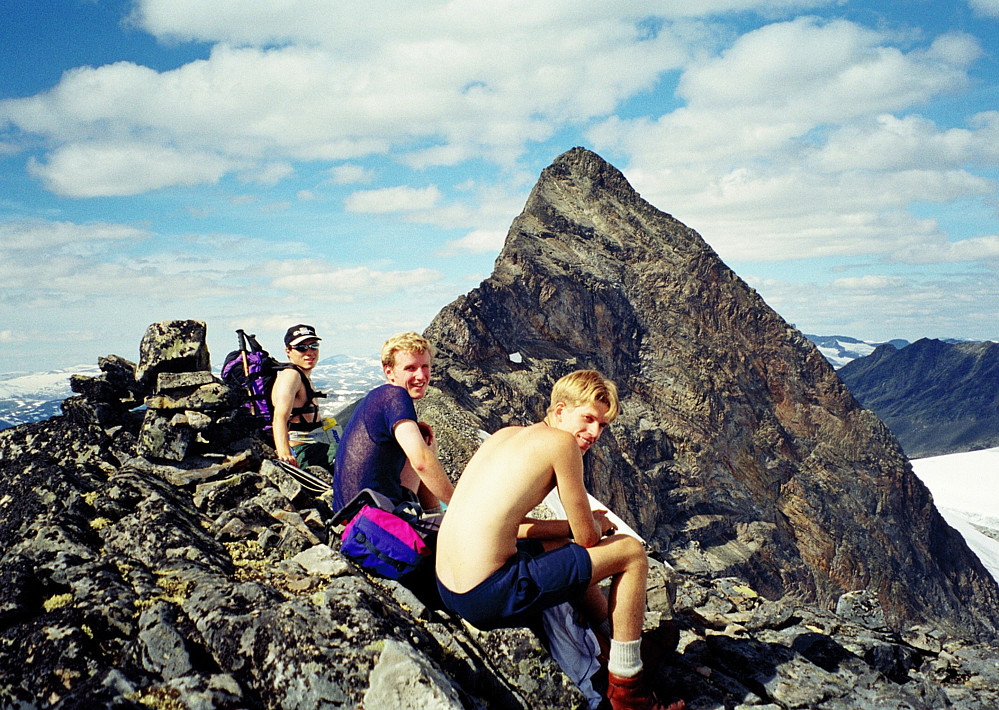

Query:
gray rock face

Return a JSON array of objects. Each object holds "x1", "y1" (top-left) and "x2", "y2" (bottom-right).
[{"x1": 422, "y1": 147, "x2": 999, "y2": 641}]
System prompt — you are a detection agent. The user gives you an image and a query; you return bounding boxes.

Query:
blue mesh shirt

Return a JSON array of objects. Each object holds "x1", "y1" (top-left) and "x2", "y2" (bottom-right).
[{"x1": 332, "y1": 384, "x2": 418, "y2": 511}]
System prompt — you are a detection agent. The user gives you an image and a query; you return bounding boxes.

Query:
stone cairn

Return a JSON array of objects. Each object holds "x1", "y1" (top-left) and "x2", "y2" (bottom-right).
[
  {"x1": 134, "y1": 320, "x2": 242, "y2": 462},
  {"x1": 66, "y1": 319, "x2": 255, "y2": 463}
]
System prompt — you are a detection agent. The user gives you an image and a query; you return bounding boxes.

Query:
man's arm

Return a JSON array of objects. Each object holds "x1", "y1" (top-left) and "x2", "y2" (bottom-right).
[
  {"x1": 394, "y1": 419, "x2": 454, "y2": 504},
  {"x1": 551, "y1": 433, "x2": 602, "y2": 547},
  {"x1": 517, "y1": 518, "x2": 572, "y2": 539},
  {"x1": 270, "y1": 369, "x2": 300, "y2": 464}
]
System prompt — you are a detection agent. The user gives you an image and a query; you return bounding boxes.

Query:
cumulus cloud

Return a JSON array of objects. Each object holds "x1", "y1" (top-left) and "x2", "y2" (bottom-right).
[
  {"x1": 344, "y1": 185, "x2": 442, "y2": 213},
  {"x1": 894, "y1": 235, "x2": 999, "y2": 264},
  {"x1": 0, "y1": 5, "x2": 697, "y2": 197},
  {"x1": 587, "y1": 17, "x2": 994, "y2": 265},
  {"x1": 27, "y1": 142, "x2": 234, "y2": 197},
  {"x1": 967, "y1": 0, "x2": 999, "y2": 18},
  {"x1": 267, "y1": 259, "x2": 442, "y2": 297},
  {"x1": 0, "y1": 219, "x2": 149, "y2": 256},
  {"x1": 330, "y1": 164, "x2": 375, "y2": 185},
  {"x1": 438, "y1": 229, "x2": 507, "y2": 256}
]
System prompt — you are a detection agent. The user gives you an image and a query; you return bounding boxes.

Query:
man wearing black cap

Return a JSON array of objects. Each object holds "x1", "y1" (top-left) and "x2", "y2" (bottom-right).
[{"x1": 271, "y1": 324, "x2": 332, "y2": 469}]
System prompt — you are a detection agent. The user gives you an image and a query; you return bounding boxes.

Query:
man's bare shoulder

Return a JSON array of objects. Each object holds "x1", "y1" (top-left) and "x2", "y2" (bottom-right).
[
  {"x1": 480, "y1": 422, "x2": 574, "y2": 453},
  {"x1": 274, "y1": 367, "x2": 303, "y2": 387}
]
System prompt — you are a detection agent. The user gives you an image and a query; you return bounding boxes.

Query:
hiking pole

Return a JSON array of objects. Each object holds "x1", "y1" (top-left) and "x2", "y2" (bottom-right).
[{"x1": 236, "y1": 329, "x2": 258, "y2": 416}]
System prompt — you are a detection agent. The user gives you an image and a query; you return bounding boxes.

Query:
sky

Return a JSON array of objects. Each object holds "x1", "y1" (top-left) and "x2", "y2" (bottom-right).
[{"x1": 2, "y1": 0, "x2": 998, "y2": 374}]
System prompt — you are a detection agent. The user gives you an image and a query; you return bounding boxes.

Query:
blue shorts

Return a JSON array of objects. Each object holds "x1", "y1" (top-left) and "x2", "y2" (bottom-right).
[{"x1": 436, "y1": 539, "x2": 593, "y2": 630}]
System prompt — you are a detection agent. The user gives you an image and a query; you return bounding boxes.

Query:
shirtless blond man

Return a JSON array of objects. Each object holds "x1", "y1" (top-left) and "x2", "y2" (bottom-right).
[{"x1": 436, "y1": 370, "x2": 681, "y2": 710}]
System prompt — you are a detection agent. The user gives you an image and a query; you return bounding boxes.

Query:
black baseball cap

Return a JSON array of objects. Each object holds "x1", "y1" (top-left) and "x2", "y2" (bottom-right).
[{"x1": 285, "y1": 324, "x2": 321, "y2": 347}]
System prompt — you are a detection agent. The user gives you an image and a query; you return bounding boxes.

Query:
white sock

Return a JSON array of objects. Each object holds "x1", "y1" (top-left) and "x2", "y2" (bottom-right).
[{"x1": 607, "y1": 639, "x2": 643, "y2": 678}]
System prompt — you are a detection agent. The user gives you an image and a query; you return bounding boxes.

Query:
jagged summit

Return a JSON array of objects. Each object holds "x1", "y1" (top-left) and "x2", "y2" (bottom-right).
[{"x1": 425, "y1": 147, "x2": 999, "y2": 640}]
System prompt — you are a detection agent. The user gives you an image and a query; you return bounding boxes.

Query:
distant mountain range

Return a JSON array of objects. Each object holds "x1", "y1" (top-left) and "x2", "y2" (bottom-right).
[
  {"x1": 837, "y1": 338, "x2": 999, "y2": 459},
  {"x1": 804, "y1": 334, "x2": 911, "y2": 369},
  {"x1": 0, "y1": 355, "x2": 385, "y2": 431},
  {"x1": 3, "y1": 339, "x2": 996, "y2": 461}
]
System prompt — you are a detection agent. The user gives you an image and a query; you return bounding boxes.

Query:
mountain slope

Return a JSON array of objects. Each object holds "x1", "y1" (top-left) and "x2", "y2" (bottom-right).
[
  {"x1": 422, "y1": 147, "x2": 999, "y2": 640},
  {"x1": 839, "y1": 338, "x2": 999, "y2": 458}
]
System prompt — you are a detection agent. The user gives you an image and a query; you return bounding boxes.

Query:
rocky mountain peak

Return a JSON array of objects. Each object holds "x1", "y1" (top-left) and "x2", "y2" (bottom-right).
[{"x1": 424, "y1": 147, "x2": 999, "y2": 640}]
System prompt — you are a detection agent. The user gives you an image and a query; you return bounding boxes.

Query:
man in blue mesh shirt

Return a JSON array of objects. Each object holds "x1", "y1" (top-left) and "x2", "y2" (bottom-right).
[{"x1": 332, "y1": 331, "x2": 453, "y2": 513}]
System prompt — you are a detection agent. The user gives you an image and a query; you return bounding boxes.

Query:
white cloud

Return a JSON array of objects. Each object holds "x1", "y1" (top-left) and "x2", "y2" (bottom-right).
[
  {"x1": 831, "y1": 275, "x2": 907, "y2": 290},
  {"x1": 27, "y1": 142, "x2": 234, "y2": 197},
  {"x1": 267, "y1": 259, "x2": 442, "y2": 297},
  {"x1": 968, "y1": 0, "x2": 999, "y2": 18},
  {"x1": 344, "y1": 185, "x2": 441, "y2": 213},
  {"x1": 814, "y1": 113, "x2": 999, "y2": 172},
  {"x1": 894, "y1": 235, "x2": 999, "y2": 264},
  {"x1": 438, "y1": 229, "x2": 507, "y2": 256},
  {"x1": 240, "y1": 161, "x2": 294, "y2": 186},
  {"x1": 586, "y1": 17, "x2": 994, "y2": 264},
  {"x1": 330, "y1": 164, "x2": 375, "y2": 185},
  {"x1": 0, "y1": 219, "x2": 149, "y2": 255},
  {"x1": 0, "y1": 6, "x2": 698, "y2": 196}
]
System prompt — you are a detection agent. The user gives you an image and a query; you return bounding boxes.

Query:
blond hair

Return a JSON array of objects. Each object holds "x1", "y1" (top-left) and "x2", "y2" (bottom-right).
[
  {"x1": 381, "y1": 331, "x2": 434, "y2": 369},
  {"x1": 547, "y1": 369, "x2": 620, "y2": 422}
]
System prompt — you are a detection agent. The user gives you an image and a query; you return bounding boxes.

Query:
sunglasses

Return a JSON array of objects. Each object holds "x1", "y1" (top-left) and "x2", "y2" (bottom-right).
[{"x1": 292, "y1": 343, "x2": 320, "y2": 352}]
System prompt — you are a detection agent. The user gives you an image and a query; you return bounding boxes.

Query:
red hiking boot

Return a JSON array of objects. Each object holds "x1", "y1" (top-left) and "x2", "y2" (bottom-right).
[{"x1": 607, "y1": 671, "x2": 685, "y2": 710}]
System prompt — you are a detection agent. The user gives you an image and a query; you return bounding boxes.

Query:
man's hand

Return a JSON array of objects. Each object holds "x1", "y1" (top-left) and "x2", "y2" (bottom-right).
[
  {"x1": 593, "y1": 509, "x2": 617, "y2": 537},
  {"x1": 277, "y1": 450, "x2": 299, "y2": 466}
]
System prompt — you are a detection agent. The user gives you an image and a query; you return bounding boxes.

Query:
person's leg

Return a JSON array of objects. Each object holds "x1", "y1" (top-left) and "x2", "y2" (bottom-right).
[
  {"x1": 294, "y1": 442, "x2": 333, "y2": 473},
  {"x1": 584, "y1": 534, "x2": 648, "y2": 642},
  {"x1": 586, "y1": 536, "x2": 683, "y2": 709},
  {"x1": 400, "y1": 461, "x2": 442, "y2": 510}
]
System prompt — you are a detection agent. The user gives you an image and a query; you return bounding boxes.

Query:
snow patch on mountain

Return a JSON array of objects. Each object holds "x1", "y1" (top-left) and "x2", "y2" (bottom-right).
[
  {"x1": 805, "y1": 334, "x2": 909, "y2": 369},
  {"x1": 912, "y1": 448, "x2": 999, "y2": 583}
]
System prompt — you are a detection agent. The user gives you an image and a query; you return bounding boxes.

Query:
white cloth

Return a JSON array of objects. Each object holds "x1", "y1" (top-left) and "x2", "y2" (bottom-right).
[{"x1": 541, "y1": 602, "x2": 603, "y2": 709}]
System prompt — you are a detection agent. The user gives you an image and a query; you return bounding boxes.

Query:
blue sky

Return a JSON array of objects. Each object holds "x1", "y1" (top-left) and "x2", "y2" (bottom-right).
[{"x1": 2, "y1": 0, "x2": 998, "y2": 373}]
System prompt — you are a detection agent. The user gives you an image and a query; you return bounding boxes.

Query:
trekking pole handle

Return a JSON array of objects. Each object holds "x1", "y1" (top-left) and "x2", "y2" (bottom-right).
[{"x1": 235, "y1": 330, "x2": 258, "y2": 416}]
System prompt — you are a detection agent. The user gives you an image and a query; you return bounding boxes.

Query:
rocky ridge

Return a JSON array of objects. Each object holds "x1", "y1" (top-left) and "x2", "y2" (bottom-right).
[{"x1": 1, "y1": 328, "x2": 998, "y2": 709}]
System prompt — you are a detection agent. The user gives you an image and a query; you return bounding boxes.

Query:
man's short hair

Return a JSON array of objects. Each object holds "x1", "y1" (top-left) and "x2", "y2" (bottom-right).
[
  {"x1": 547, "y1": 369, "x2": 620, "y2": 422},
  {"x1": 381, "y1": 331, "x2": 434, "y2": 369}
]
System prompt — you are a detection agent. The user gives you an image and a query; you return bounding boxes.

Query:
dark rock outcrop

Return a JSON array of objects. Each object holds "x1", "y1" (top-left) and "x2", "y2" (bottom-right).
[
  {"x1": 0, "y1": 398, "x2": 592, "y2": 709},
  {"x1": 422, "y1": 147, "x2": 999, "y2": 642},
  {"x1": 838, "y1": 338, "x2": 999, "y2": 458}
]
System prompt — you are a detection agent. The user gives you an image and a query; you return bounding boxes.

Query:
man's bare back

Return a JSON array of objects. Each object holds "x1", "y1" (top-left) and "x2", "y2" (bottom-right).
[{"x1": 436, "y1": 420, "x2": 601, "y2": 592}]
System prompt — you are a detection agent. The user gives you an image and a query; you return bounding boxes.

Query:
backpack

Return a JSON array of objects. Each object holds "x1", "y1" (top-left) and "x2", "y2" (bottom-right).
[
  {"x1": 330, "y1": 488, "x2": 443, "y2": 579},
  {"x1": 221, "y1": 329, "x2": 324, "y2": 430}
]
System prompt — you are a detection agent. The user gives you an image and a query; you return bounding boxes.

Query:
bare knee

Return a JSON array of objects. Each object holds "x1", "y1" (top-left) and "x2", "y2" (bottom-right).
[{"x1": 616, "y1": 534, "x2": 648, "y2": 572}]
